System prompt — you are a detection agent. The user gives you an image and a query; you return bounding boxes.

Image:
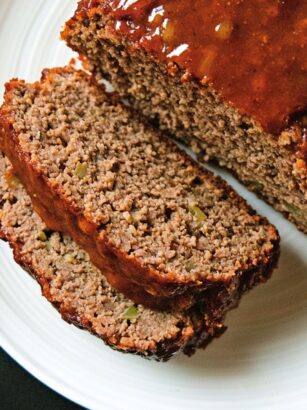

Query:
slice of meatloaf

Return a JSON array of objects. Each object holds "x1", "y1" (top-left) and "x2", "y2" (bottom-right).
[
  {"x1": 0, "y1": 152, "x2": 226, "y2": 360},
  {"x1": 62, "y1": 0, "x2": 307, "y2": 233},
  {"x1": 0, "y1": 66, "x2": 279, "y2": 311}
]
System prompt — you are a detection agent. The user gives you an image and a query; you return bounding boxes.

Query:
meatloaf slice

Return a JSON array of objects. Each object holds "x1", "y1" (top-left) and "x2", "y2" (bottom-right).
[
  {"x1": 0, "y1": 153, "x2": 225, "y2": 360},
  {"x1": 0, "y1": 66, "x2": 279, "y2": 311},
  {"x1": 62, "y1": 1, "x2": 307, "y2": 233}
]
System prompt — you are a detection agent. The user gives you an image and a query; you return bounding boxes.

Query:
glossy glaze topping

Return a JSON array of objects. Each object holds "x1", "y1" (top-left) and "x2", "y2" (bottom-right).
[{"x1": 84, "y1": 0, "x2": 307, "y2": 135}]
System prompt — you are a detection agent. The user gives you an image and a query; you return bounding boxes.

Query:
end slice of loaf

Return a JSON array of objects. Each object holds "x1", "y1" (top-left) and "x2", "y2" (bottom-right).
[
  {"x1": 0, "y1": 66, "x2": 279, "y2": 311},
  {"x1": 62, "y1": 2, "x2": 307, "y2": 233},
  {"x1": 0, "y1": 153, "x2": 225, "y2": 360}
]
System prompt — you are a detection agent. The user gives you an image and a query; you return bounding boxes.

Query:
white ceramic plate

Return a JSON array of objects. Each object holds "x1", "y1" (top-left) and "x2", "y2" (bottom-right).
[{"x1": 0, "y1": 1, "x2": 306, "y2": 409}]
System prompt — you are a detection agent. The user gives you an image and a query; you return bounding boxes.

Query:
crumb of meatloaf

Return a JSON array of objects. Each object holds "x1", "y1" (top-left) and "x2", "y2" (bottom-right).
[{"x1": 1, "y1": 68, "x2": 278, "y2": 283}]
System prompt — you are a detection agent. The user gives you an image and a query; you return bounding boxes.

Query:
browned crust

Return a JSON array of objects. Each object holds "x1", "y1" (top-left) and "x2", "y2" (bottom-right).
[{"x1": 0, "y1": 66, "x2": 280, "y2": 311}]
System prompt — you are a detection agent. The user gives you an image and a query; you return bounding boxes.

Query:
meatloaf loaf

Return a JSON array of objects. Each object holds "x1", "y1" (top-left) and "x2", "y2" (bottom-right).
[
  {"x1": 0, "y1": 153, "x2": 225, "y2": 360},
  {"x1": 62, "y1": 0, "x2": 307, "y2": 233},
  {"x1": 0, "y1": 66, "x2": 279, "y2": 311}
]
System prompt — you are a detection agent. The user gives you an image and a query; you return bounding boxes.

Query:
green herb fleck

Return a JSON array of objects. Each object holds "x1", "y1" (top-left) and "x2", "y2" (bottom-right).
[
  {"x1": 36, "y1": 230, "x2": 47, "y2": 241},
  {"x1": 64, "y1": 254, "x2": 75, "y2": 264},
  {"x1": 188, "y1": 203, "x2": 206, "y2": 223},
  {"x1": 123, "y1": 306, "x2": 139, "y2": 320},
  {"x1": 247, "y1": 180, "x2": 264, "y2": 193},
  {"x1": 74, "y1": 162, "x2": 88, "y2": 179},
  {"x1": 185, "y1": 260, "x2": 195, "y2": 272},
  {"x1": 284, "y1": 203, "x2": 306, "y2": 221}
]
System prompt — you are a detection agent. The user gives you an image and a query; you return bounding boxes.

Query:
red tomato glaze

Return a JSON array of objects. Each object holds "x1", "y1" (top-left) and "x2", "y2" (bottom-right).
[{"x1": 94, "y1": 0, "x2": 307, "y2": 136}]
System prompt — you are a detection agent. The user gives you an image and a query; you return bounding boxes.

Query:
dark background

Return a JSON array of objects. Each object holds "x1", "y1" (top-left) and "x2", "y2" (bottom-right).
[{"x1": 0, "y1": 348, "x2": 85, "y2": 410}]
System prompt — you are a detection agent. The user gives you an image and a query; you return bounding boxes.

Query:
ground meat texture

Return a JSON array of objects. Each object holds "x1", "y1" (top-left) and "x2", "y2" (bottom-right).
[
  {"x1": 61, "y1": 4, "x2": 307, "y2": 233},
  {"x1": 0, "y1": 153, "x2": 225, "y2": 360},
  {"x1": 0, "y1": 67, "x2": 279, "y2": 311}
]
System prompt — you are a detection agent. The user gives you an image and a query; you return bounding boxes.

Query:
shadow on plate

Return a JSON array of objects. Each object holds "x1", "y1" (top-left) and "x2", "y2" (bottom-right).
[{"x1": 170, "y1": 239, "x2": 307, "y2": 376}]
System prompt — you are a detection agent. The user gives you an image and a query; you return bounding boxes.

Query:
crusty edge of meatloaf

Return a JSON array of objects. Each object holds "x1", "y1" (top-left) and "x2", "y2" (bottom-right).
[{"x1": 0, "y1": 66, "x2": 280, "y2": 311}]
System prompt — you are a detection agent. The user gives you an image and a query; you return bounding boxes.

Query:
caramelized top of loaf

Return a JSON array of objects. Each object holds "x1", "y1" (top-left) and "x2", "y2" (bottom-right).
[{"x1": 77, "y1": 0, "x2": 307, "y2": 137}]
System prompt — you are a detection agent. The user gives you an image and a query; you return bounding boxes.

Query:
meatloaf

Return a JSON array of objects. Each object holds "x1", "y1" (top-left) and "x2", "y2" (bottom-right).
[
  {"x1": 62, "y1": 0, "x2": 307, "y2": 233},
  {"x1": 0, "y1": 152, "x2": 226, "y2": 360},
  {"x1": 0, "y1": 66, "x2": 279, "y2": 311}
]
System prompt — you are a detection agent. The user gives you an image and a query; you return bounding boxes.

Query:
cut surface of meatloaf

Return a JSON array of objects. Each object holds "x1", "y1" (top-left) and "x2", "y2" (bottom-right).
[
  {"x1": 0, "y1": 153, "x2": 224, "y2": 360},
  {"x1": 0, "y1": 66, "x2": 279, "y2": 311},
  {"x1": 62, "y1": 0, "x2": 307, "y2": 233}
]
